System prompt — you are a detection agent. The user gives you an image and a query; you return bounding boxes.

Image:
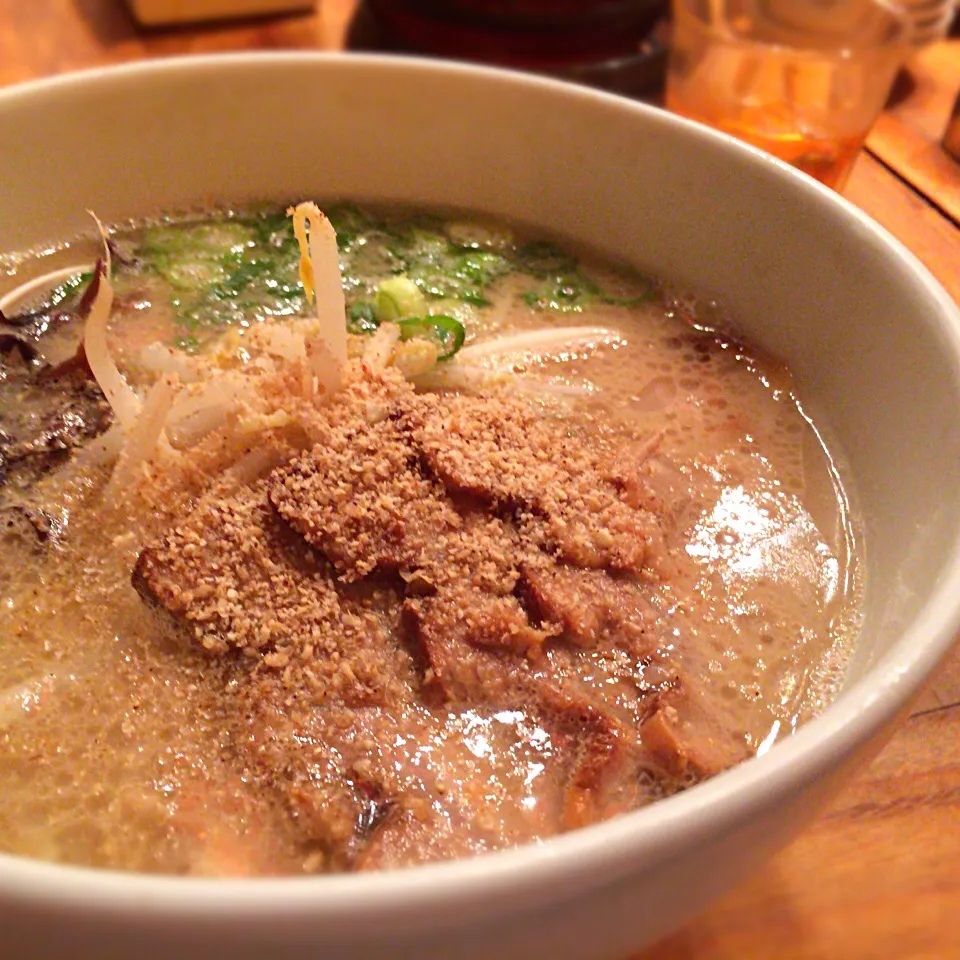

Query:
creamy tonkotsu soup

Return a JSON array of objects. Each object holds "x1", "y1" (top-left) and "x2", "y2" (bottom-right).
[{"x1": 0, "y1": 205, "x2": 860, "y2": 875}]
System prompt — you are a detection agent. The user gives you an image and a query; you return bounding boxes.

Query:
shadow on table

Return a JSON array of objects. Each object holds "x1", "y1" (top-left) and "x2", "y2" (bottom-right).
[
  {"x1": 633, "y1": 864, "x2": 810, "y2": 960},
  {"x1": 71, "y1": 0, "x2": 140, "y2": 44}
]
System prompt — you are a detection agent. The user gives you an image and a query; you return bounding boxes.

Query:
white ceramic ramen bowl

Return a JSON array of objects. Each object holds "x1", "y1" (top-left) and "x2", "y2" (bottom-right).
[{"x1": 1, "y1": 54, "x2": 959, "y2": 960}]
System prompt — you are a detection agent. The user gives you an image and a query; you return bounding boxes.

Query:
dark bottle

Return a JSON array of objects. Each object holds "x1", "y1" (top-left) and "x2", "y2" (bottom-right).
[{"x1": 362, "y1": 0, "x2": 669, "y2": 97}]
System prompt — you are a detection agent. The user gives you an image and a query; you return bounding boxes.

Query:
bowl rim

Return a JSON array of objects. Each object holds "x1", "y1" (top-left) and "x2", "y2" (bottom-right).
[{"x1": 1, "y1": 50, "x2": 960, "y2": 930}]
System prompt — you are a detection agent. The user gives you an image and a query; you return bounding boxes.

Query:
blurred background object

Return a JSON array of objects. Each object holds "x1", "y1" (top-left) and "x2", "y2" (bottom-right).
[
  {"x1": 127, "y1": 0, "x2": 317, "y2": 26},
  {"x1": 664, "y1": 0, "x2": 911, "y2": 190},
  {"x1": 358, "y1": 0, "x2": 670, "y2": 96},
  {"x1": 897, "y1": 0, "x2": 957, "y2": 46},
  {"x1": 944, "y1": 88, "x2": 960, "y2": 161}
]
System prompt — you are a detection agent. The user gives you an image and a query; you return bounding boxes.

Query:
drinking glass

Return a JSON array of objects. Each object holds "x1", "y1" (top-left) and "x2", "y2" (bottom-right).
[{"x1": 665, "y1": 0, "x2": 911, "y2": 190}]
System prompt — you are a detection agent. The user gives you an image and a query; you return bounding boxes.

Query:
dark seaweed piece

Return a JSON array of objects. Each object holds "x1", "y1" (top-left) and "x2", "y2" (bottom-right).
[
  {"x1": 0, "y1": 304, "x2": 70, "y2": 343},
  {"x1": 0, "y1": 263, "x2": 103, "y2": 357},
  {"x1": 0, "y1": 333, "x2": 42, "y2": 367},
  {"x1": 107, "y1": 237, "x2": 140, "y2": 268},
  {"x1": 0, "y1": 443, "x2": 71, "y2": 494},
  {"x1": 77, "y1": 260, "x2": 104, "y2": 314},
  {"x1": 0, "y1": 504, "x2": 54, "y2": 548},
  {"x1": 0, "y1": 379, "x2": 112, "y2": 495},
  {"x1": 0, "y1": 269, "x2": 94, "y2": 332}
]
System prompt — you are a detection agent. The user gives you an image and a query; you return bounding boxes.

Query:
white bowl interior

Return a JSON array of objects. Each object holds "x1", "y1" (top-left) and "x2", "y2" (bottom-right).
[{"x1": 1, "y1": 54, "x2": 959, "y2": 959}]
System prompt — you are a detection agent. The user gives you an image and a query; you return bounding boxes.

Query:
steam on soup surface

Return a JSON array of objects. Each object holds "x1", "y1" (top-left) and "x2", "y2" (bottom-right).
[{"x1": 0, "y1": 204, "x2": 860, "y2": 875}]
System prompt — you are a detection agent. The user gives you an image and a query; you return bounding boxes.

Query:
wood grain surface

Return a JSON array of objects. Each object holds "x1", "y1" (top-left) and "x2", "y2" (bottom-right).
[
  {"x1": 867, "y1": 35, "x2": 960, "y2": 226},
  {"x1": 0, "y1": 3, "x2": 958, "y2": 958}
]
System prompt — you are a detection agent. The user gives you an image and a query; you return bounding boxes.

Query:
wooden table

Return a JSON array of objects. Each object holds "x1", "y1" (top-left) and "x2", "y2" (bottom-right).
[{"x1": 1, "y1": 3, "x2": 958, "y2": 957}]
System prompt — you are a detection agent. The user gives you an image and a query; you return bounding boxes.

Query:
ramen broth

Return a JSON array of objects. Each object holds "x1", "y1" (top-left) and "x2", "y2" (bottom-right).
[{"x1": 0, "y1": 206, "x2": 860, "y2": 874}]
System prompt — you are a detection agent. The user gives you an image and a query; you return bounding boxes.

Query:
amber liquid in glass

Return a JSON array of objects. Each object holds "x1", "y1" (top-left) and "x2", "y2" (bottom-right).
[
  {"x1": 664, "y1": 0, "x2": 908, "y2": 191},
  {"x1": 665, "y1": 89, "x2": 864, "y2": 189}
]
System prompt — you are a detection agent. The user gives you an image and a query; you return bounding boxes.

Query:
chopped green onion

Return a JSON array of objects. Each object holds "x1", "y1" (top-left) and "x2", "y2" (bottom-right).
[
  {"x1": 348, "y1": 301, "x2": 380, "y2": 334},
  {"x1": 46, "y1": 270, "x2": 94, "y2": 310},
  {"x1": 516, "y1": 241, "x2": 578, "y2": 277},
  {"x1": 397, "y1": 314, "x2": 465, "y2": 361},
  {"x1": 601, "y1": 290, "x2": 652, "y2": 308},
  {"x1": 426, "y1": 298, "x2": 477, "y2": 326},
  {"x1": 376, "y1": 275, "x2": 427, "y2": 322},
  {"x1": 445, "y1": 220, "x2": 514, "y2": 251},
  {"x1": 521, "y1": 271, "x2": 601, "y2": 312},
  {"x1": 139, "y1": 216, "x2": 305, "y2": 329},
  {"x1": 452, "y1": 251, "x2": 511, "y2": 286},
  {"x1": 142, "y1": 222, "x2": 256, "y2": 261},
  {"x1": 325, "y1": 204, "x2": 376, "y2": 251},
  {"x1": 174, "y1": 334, "x2": 201, "y2": 353},
  {"x1": 162, "y1": 258, "x2": 229, "y2": 292}
]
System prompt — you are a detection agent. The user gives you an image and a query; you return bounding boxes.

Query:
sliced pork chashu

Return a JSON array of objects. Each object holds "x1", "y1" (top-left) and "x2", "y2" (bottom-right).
[{"x1": 133, "y1": 371, "x2": 753, "y2": 868}]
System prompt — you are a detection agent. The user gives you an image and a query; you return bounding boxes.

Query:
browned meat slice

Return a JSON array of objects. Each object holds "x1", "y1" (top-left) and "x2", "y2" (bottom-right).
[
  {"x1": 419, "y1": 510, "x2": 527, "y2": 597},
  {"x1": 351, "y1": 804, "x2": 412, "y2": 872},
  {"x1": 402, "y1": 393, "x2": 548, "y2": 506},
  {"x1": 133, "y1": 481, "x2": 410, "y2": 706},
  {"x1": 537, "y1": 478, "x2": 652, "y2": 574},
  {"x1": 270, "y1": 395, "x2": 533, "y2": 604},
  {"x1": 134, "y1": 481, "x2": 337, "y2": 657},
  {"x1": 352, "y1": 801, "x2": 494, "y2": 872},
  {"x1": 403, "y1": 593, "x2": 549, "y2": 701},
  {"x1": 640, "y1": 681, "x2": 753, "y2": 779},
  {"x1": 402, "y1": 393, "x2": 659, "y2": 575},
  {"x1": 236, "y1": 697, "x2": 376, "y2": 870},
  {"x1": 268, "y1": 752, "x2": 367, "y2": 865},
  {"x1": 239, "y1": 693, "x2": 527, "y2": 872},
  {"x1": 520, "y1": 561, "x2": 653, "y2": 651},
  {"x1": 268, "y1": 414, "x2": 460, "y2": 581},
  {"x1": 457, "y1": 592, "x2": 552, "y2": 655},
  {"x1": 601, "y1": 433, "x2": 666, "y2": 513},
  {"x1": 403, "y1": 592, "x2": 629, "y2": 829},
  {"x1": 536, "y1": 683, "x2": 631, "y2": 830}
]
